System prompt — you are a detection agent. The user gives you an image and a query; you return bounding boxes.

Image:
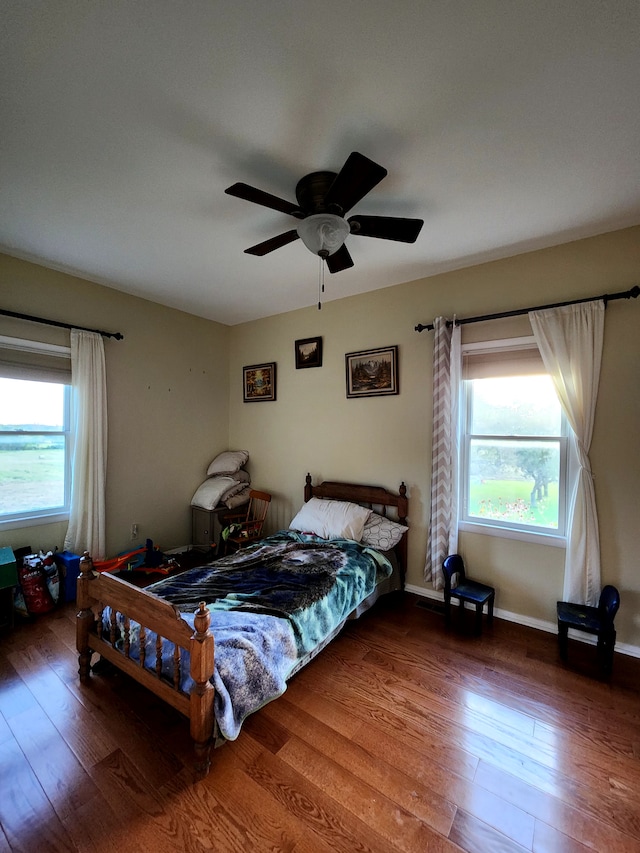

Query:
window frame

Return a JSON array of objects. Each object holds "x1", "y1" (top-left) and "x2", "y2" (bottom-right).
[
  {"x1": 458, "y1": 338, "x2": 569, "y2": 547},
  {"x1": 0, "y1": 338, "x2": 73, "y2": 530}
]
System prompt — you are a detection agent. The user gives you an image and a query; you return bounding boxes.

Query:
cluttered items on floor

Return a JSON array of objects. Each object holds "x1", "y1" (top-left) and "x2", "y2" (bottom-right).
[
  {"x1": 2, "y1": 538, "x2": 183, "y2": 630},
  {"x1": 91, "y1": 538, "x2": 177, "y2": 575}
]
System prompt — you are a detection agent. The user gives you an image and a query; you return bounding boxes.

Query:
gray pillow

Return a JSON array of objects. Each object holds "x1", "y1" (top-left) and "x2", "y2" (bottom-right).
[
  {"x1": 361, "y1": 512, "x2": 408, "y2": 550},
  {"x1": 206, "y1": 450, "x2": 249, "y2": 477}
]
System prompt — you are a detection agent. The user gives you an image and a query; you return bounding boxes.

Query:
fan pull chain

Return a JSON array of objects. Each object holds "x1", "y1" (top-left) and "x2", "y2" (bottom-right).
[{"x1": 318, "y1": 255, "x2": 325, "y2": 310}]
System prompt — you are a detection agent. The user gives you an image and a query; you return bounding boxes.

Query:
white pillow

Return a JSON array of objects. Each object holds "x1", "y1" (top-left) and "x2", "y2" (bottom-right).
[
  {"x1": 191, "y1": 477, "x2": 239, "y2": 510},
  {"x1": 206, "y1": 450, "x2": 249, "y2": 477},
  {"x1": 361, "y1": 512, "x2": 408, "y2": 550},
  {"x1": 289, "y1": 497, "x2": 371, "y2": 541}
]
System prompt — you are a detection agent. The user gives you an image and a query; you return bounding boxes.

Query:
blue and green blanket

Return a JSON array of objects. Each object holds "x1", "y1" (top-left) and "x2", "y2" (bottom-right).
[{"x1": 115, "y1": 531, "x2": 391, "y2": 741}]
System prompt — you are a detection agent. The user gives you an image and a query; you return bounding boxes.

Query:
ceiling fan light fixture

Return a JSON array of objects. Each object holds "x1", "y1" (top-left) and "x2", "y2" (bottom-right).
[{"x1": 296, "y1": 213, "x2": 350, "y2": 258}]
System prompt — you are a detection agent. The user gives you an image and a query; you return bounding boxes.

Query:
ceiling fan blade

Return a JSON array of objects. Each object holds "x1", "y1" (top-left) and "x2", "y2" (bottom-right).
[
  {"x1": 225, "y1": 183, "x2": 303, "y2": 218},
  {"x1": 349, "y1": 215, "x2": 424, "y2": 243},
  {"x1": 323, "y1": 152, "x2": 387, "y2": 216},
  {"x1": 244, "y1": 230, "x2": 300, "y2": 256},
  {"x1": 325, "y1": 244, "x2": 354, "y2": 273}
]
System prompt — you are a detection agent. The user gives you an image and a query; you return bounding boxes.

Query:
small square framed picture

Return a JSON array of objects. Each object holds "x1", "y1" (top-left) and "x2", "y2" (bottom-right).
[
  {"x1": 295, "y1": 336, "x2": 323, "y2": 369},
  {"x1": 243, "y1": 362, "x2": 277, "y2": 402},
  {"x1": 345, "y1": 345, "x2": 399, "y2": 398}
]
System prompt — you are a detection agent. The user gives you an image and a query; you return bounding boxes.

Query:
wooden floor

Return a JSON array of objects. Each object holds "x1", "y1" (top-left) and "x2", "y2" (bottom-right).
[{"x1": 1, "y1": 593, "x2": 639, "y2": 853}]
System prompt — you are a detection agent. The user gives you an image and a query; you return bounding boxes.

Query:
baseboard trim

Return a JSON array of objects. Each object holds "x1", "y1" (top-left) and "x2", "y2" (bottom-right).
[{"x1": 404, "y1": 583, "x2": 640, "y2": 659}]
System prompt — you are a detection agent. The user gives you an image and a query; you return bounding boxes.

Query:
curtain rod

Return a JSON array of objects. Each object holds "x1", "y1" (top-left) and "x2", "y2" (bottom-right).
[
  {"x1": 0, "y1": 308, "x2": 124, "y2": 340},
  {"x1": 414, "y1": 285, "x2": 640, "y2": 332}
]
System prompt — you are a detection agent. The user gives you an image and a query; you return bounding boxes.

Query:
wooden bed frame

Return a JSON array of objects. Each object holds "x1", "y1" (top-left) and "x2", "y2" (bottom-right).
[{"x1": 76, "y1": 474, "x2": 408, "y2": 777}]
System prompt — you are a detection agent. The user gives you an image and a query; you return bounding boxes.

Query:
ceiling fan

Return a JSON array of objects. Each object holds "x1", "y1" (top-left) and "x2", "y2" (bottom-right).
[{"x1": 225, "y1": 151, "x2": 424, "y2": 273}]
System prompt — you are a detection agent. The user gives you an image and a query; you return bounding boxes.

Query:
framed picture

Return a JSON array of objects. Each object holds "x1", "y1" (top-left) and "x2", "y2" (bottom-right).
[
  {"x1": 243, "y1": 362, "x2": 277, "y2": 402},
  {"x1": 295, "y1": 336, "x2": 323, "y2": 369},
  {"x1": 345, "y1": 345, "x2": 399, "y2": 398}
]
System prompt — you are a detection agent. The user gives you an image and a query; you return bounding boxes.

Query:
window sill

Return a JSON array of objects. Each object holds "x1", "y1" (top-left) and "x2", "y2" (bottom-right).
[
  {"x1": 459, "y1": 520, "x2": 566, "y2": 548},
  {"x1": 0, "y1": 512, "x2": 69, "y2": 532}
]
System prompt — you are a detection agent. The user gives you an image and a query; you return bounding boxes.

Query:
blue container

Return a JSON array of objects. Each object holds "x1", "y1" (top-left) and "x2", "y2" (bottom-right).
[{"x1": 54, "y1": 551, "x2": 81, "y2": 602}]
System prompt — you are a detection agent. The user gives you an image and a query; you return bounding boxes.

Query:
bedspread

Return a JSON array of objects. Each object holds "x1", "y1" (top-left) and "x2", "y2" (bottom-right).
[{"x1": 105, "y1": 531, "x2": 391, "y2": 740}]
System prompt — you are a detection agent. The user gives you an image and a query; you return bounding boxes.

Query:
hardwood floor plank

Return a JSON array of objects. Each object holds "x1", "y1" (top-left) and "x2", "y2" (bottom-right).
[
  {"x1": 296, "y1": 651, "x2": 570, "y2": 794},
  {"x1": 203, "y1": 745, "x2": 330, "y2": 853},
  {"x1": 277, "y1": 733, "x2": 461, "y2": 852},
  {"x1": 0, "y1": 736, "x2": 77, "y2": 853},
  {"x1": 361, "y1": 642, "x2": 567, "y2": 735},
  {"x1": 281, "y1": 690, "x2": 533, "y2": 850},
  {"x1": 8, "y1": 644, "x2": 121, "y2": 768},
  {"x1": 0, "y1": 653, "x2": 39, "y2": 720},
  {"x1": 449, "y1": 809, "x2": 529, "y2": 853},
  {"x1": 351, "y1": 718, "x2": 478, "y2": 803},
  {"x1": 254, "y1": 697, "x2": 457, "y2": 836},
  {"x1": 475, "y1": 759, "x2": 640, "y2": 848},
  {"x1": 244, "y1": 743, "x2": 414, "y2": 853},
  {"x1": 60, "y1": 790, "x2": 123, "y2": 853},
  {"x1": 6, "y1": 704, "x2": 98, "y2": 820},
  {"x1": 532, "y1": 819, "x2": 593, "y2": 853},
  {"x1": 285, "y1": 676, "x2": 480, "y2": 782},
  {"x1": 90, "y1": 747, "x2": 210, "y2": 853},
  {"x1": 161, "y1": 763, "x2": 289, "y2": 853},
  {"x1": 45, "y1": 606, "x2": 81, "y2": 655},
  {"x1": 454, "y1": 783, "x2": 534, "y2": 849}
]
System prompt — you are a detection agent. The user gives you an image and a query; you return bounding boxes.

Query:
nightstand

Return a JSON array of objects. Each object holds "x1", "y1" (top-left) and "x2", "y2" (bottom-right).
[{"x1": 191, "y1": 506, "x2": 232, "y2": 551}]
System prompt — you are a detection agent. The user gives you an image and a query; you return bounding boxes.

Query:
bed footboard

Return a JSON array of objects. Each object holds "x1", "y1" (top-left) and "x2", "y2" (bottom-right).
[{"x1": 76, "y1": 552, "x2": 215, "y2": 776}]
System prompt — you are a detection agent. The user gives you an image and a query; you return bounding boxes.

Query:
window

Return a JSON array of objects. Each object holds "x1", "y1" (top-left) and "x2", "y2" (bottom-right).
[
  {"x1": 0, "y1": 337, "x2": 72, "y2": 529},
  {"x1": 459, "y1": 339, "x2": 568, "y2": 542}
]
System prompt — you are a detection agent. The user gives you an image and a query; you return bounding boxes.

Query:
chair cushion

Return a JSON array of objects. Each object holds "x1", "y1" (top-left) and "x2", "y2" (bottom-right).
[
  {"x1": 556, "y1": 601, "x2": 608, "y2": 633},
  {"x1": 450, "y1": 581, "x2": 494, "y2": 605}
]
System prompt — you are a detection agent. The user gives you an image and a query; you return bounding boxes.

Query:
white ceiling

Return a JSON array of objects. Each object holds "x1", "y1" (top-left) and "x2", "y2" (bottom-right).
[{"x1": 1, "y1": 2, "x2": 639, "y2": 326}]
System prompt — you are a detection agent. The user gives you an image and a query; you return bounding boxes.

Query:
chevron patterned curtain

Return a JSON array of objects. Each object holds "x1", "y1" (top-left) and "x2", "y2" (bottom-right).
[{"x1": 424, "y1": 317, "x2": 460, "y2": 589}]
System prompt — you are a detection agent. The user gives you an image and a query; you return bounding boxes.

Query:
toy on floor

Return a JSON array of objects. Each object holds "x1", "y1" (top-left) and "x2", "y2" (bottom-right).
[{"x1": 93, "y1": 539, "x2": 174, "y2": 575}]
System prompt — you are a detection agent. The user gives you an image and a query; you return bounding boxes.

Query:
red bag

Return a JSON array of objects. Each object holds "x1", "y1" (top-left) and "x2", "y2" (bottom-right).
[{"x1": 19, "y1": 558, "x2": 55, "y2": 615}]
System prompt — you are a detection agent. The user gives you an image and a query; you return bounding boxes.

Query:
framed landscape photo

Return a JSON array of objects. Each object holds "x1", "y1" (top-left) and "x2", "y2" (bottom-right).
[
  {"x1": 295, "y1": 336, "x2": 323, "y2": 369},
  {"x1": 243, "y1": 362, "x2": 277, "y2": 402},
  {"x1": 345, "y1": 345, "x2": 399, "y2": 399}
]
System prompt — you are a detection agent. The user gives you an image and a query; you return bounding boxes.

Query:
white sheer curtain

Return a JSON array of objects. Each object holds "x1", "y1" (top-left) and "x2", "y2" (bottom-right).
[
  {"x1": 64, "y1": 330, "x2": 108, "y2": 560},
  {"x1": 425, "y1": 318, "x2": 461, "y2": 589},
  {"x1": 529, "y1": 301, "x2": 605, "y2": 605}
]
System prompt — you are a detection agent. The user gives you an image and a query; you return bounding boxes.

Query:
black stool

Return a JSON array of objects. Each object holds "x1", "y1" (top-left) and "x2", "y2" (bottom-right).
[
  {"x1": 557, "y1": 585, "x2": 620, "y2": 677},
  {"x1": 442, "y1": 555, "x2": 495, "y2": 634}
]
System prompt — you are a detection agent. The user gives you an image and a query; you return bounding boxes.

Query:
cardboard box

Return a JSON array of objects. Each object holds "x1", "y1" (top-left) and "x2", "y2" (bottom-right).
[
  {"x1": 0, "y1": 547, "x2": 18, "y2": 590},
  {"x1": 54, "y1": 550, "x2": 81, "y2": 602}
]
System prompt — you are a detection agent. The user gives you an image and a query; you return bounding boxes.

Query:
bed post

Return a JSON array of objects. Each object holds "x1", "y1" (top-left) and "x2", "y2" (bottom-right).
[
  {"x1": 397, "y1": 482, "x2": 408, "y2": 587},
  {"x1": 189, "y1": 601, "x2": 215, "y2": 777},
  {"x1": 304, "y1": 472, "x2": 313, "y2": 502},
  {"x1": 76, "y1": 551, "x2": 99, "y2": 683}
]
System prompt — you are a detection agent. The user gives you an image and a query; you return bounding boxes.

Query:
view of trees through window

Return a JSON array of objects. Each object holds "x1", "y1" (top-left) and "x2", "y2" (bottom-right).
[
  {"x1": 0, "y1": 378, "x2": 68, "y2": 517},
  {"x1": 464, "y1": 374, "x2": 564, "y2": 531}
]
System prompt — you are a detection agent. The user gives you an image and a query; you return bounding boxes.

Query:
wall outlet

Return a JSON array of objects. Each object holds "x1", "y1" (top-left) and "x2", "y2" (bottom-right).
[{"x1": 131, "y1": 523, "x2": 139, "y2": 540}]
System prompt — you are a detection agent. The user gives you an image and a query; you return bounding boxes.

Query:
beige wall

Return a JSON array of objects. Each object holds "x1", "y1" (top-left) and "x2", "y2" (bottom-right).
[
  {"x1": 0, "y1": 254, "x2": 230, "y2": 557},
  {"x1": 229, "y1": 225, "x2": 640, "y2": 648}
]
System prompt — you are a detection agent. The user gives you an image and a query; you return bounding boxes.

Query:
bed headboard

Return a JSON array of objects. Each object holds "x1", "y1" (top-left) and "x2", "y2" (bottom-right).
[{"x1": 303, "y1": 473, "x2": 409, "y2": 578}]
